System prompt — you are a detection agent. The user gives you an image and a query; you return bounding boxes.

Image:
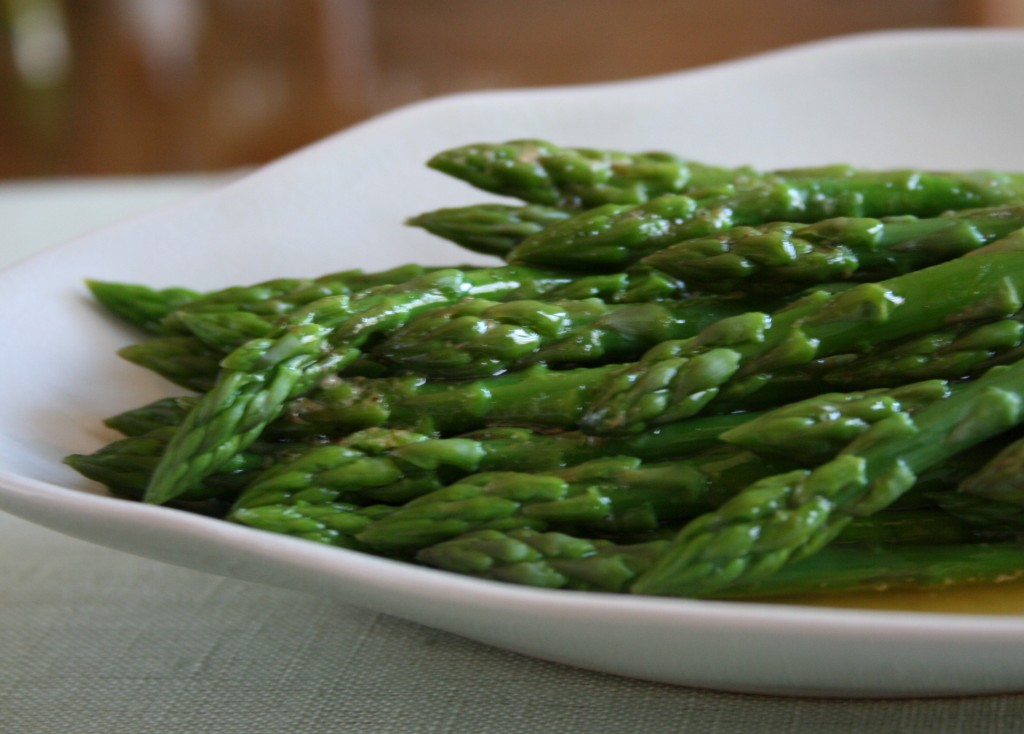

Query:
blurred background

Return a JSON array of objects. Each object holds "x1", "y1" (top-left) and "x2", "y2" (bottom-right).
[{"x1": 2, "y1": 0, "x2": 1022, "y2": 182}]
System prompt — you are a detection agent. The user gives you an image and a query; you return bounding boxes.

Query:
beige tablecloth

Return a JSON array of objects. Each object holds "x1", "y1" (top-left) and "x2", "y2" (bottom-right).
[{"x1": 4, "y1": 178, "x2": 1024, "y2": 733}]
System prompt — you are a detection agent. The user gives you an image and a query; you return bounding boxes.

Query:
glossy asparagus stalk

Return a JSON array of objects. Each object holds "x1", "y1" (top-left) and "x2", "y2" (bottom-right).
[
  {"x1": 117, "y1": 336, "x2": 223, "y2": 392},
  {"x1": 103, "y1": 396, "x2": 198, "y2": 437},
  {"x1": 373, "y1": 295, "x2": 761, "y2": 379},
  {"x1": 407, "y1": 203, "x2": 572, "y2": 256},
  {"x1": 87, "y1": 266, "x2": 456, "y2": 337},
  {"x1": 427, "y1": 139, "x2": 697, "y2": 208},
  {"x1": 424, "y1": 140, "x2": 921, "y2": 210},
  {"x1": 416, "y1": 528, "x2": 669, "y2": 592},
  {"x1": 64, "y1": 427, "x2": 270, "y2": 501},
  {"x1": 641, "y1": 205, "x2": 1024, "y2": 294},
  {"x1": 86, "y1": 279, "x2": 200, "y2": 335},
  {"x1": 278, "y1": 362, "x2": 622, "y2": 439},
  {"x1": 146, "y1": 267, "x2": 693, "y2": 366},
  {"x1": 702, "y1": 314, "x2": 1024, "y2": 408},
  {"x1": 507, "y1": 171, "x2": 1024, "y2": 270},
  {"x1": 719, "y1": 381, "x2": 952, "y2": 462},
  {"x1": 160, "y1": 264, "x2": 454, "y2": 332},
  {"x1": 819, "y1": 317, "x2": 1024, "y2": 388}
]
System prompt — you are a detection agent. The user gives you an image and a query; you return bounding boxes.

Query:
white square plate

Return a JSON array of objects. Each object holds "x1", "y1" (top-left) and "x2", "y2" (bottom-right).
[{"x1": 3, "y1": 30, "x2": 1024, "y2": 697}]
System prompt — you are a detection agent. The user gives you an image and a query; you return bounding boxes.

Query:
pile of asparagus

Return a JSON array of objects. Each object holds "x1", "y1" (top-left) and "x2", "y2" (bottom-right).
[{"x1": 68, "y1": 139, "x2": 1024, "y2": 600}]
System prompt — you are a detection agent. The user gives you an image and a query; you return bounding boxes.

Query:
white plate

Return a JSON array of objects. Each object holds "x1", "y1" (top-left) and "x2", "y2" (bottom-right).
[{"x1": 3, "y1": 29, "x2": 1024, "y2": 698}]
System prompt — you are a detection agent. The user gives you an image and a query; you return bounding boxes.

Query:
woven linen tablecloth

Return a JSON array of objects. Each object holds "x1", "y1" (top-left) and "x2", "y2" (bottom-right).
[{"x1": 5, "y1": 177, "x2": 1024, "y2": 734}]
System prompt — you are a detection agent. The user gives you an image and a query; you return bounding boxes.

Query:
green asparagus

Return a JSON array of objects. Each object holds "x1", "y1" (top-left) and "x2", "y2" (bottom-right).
[
  {"x1": 818, "y1": 317, "x2": 1024, "y2": 388},
  {"x1": 372, "y1": 295, "x2": 762, "y2": 379},
  {"x1": 631, "y1": 359, "x2": 1024, "y2": 597},
  {"x1": 416, "y1": 528, "x2": 669, "y2": 591},
  {"x1": 415, "y1": 512, "x2": 986, "y2": 594},
  {"x1": 86, "y1": 279, "x2": 200, "y2": 335},
  {"x1": 142, "y1": 265, "x2": 589, "y2": 505},
  {"x1": 278, "y1": 362, "x2": 622, "y2": 439},
  {"x1": 234, "y1": 381, "x2": 953, "y2": 552},
  {"x1": 351, "y1": 453, "x2": 775, "y2": 550},
  {"x1": 407, "y1": 203, "x2": 572, "y2": 256},
  {"x1": 427, "y1": 139, "x2": 696, "y2": 208},
  {"x1": 64, "y1": 427, "x2": 270, "y2": 501},
  {"x1": 117, "y1": 337, "x2": 223, "y2": 392},
  {"x1": 641, "y1": 206, "x2": 1024, "y2": 294},
  {"x1": 507, "y1": 171, "x2": 1024, "y2": 270},
  {"x1": 719, "y1": 381, "x2": 952, "y2": 462},
  {"x1": 160, "y1": 264, "x2": 454, "y2": 332},
  {"x1": 232, "y1": 413, "x2": 753, "y2": 509},
  {"x1": 583, "y1": 248, "x2": 1024, "y2": 435},
  {"x1": 103, "y1": 396, "x2": 198, "y2": 436},
  {"x1": 69, "y1": 142, "x2": 1024, "y2": 606}
]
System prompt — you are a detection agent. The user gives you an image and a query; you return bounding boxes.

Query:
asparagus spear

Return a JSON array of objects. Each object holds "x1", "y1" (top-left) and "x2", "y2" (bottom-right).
[
  {"x1": 630, "y1": 359, "x2": 1024, "y2": 598},
  {"x1": 425, "y1": 140, "x2": 886, "y2": 209},
  {"x1": 160, "y1": 264, "x2": 454, "y2": 332},
  {"x1": 146, "y1": 267, "x2": 691, "y2": 361},
  {"x1": 88, "y1": 267, "x2": 450, "y2": 337},
  {"x1": 820, "y1": 317, "x2": 1024, "y2": 388},
  {"x1": 63, "y1": 427, "x2": 271, "y2": 501},
  {"x1": 696, "y1": 314, "x2": 1024, "y2": 410},
  {"x1": 407, "y1": 203, "x2": 572, "y2": 257},
  {"x1": 278, "y1": 362, "x2": 622, "y2": 439},
  {"x1": 507, "y1": 172, "x2": 1024, "y2": 270},
  {"x1": 120, "y1": 328, "x2": 405, "y2": 387},
  {"x1": 582, "y1": 249, "x2": 1024, "y2": 435},
  {"x1": 86, "y1": 280, "x2": 200, "y2": 335},
  {"x1": 415, "y1": 514, "x2": 993, "y2": 594},
  {"x1": 718, "y1": 381, "x2": 952, "y2": 462},
  {"x1": 103, "y1": 396, "x2": 198, "y2": 436},
  {"x1": 117, "y1": 336, "x2": 223, "y2": 392},
  {"x1": 230, "y1": 501, "x2": 393, "y2": 548},
  {"x1": 372, "y1": 295, "x2": 762, "y2": 379},
  {"x1": 416, "y1": 528, "x2": 669, "y2": 591},
  {"x1": 641, "y1": 206, "x2": 1024, "y2": 294},
  {"x1": 427, "y1": 139, "x2": 698, "y2": 208}
]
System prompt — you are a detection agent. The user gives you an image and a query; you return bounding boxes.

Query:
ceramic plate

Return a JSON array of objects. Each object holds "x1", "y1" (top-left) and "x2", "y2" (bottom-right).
[{"x1": 4, "y1": 30, "x2": 1024, "y2": 697}]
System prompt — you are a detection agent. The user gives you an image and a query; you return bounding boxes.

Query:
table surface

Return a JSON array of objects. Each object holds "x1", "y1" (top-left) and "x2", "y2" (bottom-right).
[{"x1": 6, "y1": 176, "x2": 1024, "y2": 733}]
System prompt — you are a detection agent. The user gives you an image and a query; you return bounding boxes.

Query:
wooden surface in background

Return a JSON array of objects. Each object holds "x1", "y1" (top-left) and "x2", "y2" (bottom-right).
[{"x1": 0, "y1": 0, "x2": 992, "y2": 179}]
